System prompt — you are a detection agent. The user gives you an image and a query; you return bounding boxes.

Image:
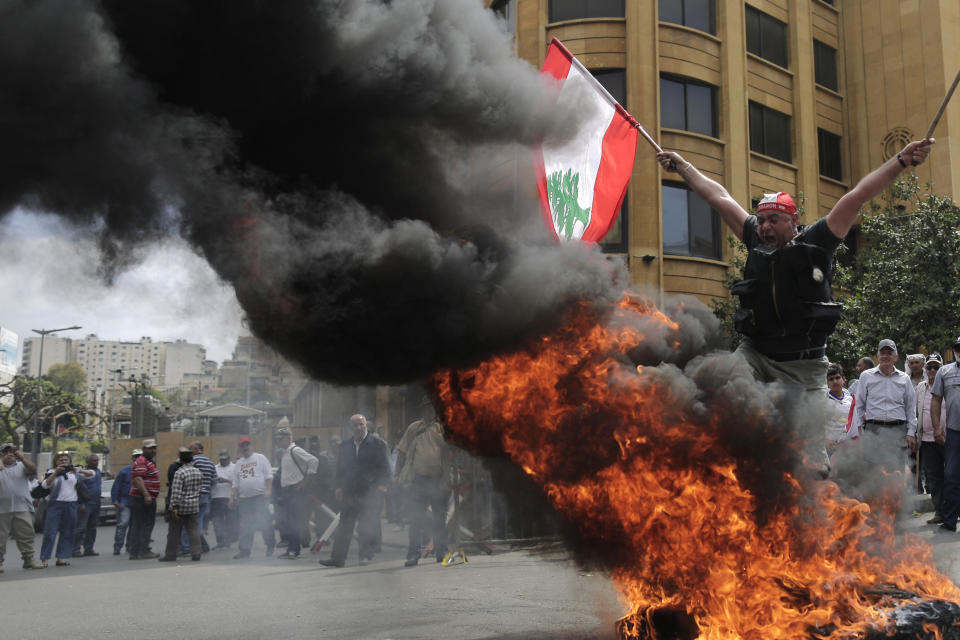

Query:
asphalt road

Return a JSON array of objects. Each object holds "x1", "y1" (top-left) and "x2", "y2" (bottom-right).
[{"x1": 3, "y1": 495, "x2": 960, "y2": 640}]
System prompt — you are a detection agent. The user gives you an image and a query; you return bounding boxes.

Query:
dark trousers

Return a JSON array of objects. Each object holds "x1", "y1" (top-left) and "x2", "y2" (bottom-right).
[
  {"x1": 73, "y1": 502, "x2": 100, "y2": 554},
  {"x1": 180, "y1": 494, "x2": 210, "y2": 552},
  {"x1": 128, "y1": 496, "x2": 157, "y2": 557},
  {"x1": 330, "y1": 490, "x2": 382, "y2": 564},
  {"x1": 921, "y1": 440, "x2": 946, "y2": 516},
  {"x1": 164, "y1": 512, "x2": 201, "y2": 560},
  {"x1": 942, "y1": 429, "x2": 960, "y2": 527},
  {"x1": 280, "y1": 487, "x2": 309, "y2": 555},
  {"x1": 210, "y1": 497, "x2": 237, "y2": 546},
  {"x1": 237, "y1": 495, "x2": 275, "y2": 556},
  {"x1": 406, "y1": 475, "x2": 450, "y2": 561}
]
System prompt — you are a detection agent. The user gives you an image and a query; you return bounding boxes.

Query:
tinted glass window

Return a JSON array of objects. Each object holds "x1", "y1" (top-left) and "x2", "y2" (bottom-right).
[
  {"x1": 550, "y1": 0, "x2": 624, "y2": 22},
  {"x1": 659, "y1": 0, "x2": 715, "y2": 35},
  {"x1": 662, "y1": 184, "x2": 689, "y2": 255},
  {"x1": 660, "y1": 75, "x2": 717, "y2": 137},
  {"x1": 662, "y1": 183, "x2": 721, "y2": 259},
  {"x1": 595, "y1": 69, "x2": 626, "y2": 105},
  {"x1": 660, "y1": 77, "x2": 686, "y2": 130},
  {"x1": 818, "y1": 128, "x2": 842, "y2": 180},
  {"x1": 745, "y1": 6, "x2": 788, "y2": 68},
  {"x1": 814, "y1": 40, "x2": 838, "y2": 91},
  {"x1": 749, "y1": 101, "x2": 792, "y2": 163}
]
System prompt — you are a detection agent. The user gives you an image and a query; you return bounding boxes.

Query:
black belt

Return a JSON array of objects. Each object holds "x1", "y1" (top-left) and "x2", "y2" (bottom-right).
[
  {"x1": 865, "y1": 419, "x2": 906, "y2": 426},
  {"x1": 765, "y1": 347, "x2": 826, "y2": 362}
]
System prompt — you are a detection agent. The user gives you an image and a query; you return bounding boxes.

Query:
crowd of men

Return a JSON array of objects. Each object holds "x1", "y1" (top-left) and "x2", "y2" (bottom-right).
[
  {"x1": 824, "y1": 336, "x2": 960, "y2": 534},
  {"x1": 0, "y1": 405, "x2": 455, "y2": 574}
]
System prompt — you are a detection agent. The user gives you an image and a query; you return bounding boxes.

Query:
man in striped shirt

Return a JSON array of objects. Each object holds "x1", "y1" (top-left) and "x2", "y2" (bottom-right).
[
  {"x1": 129, "y1": 439, "x2": 161, "y2": 560},
  {"x1": 160, "y1": 447, "x2": 203, "y2": 562},
  {"x1": 179, "y1": 441, "x2": 216, "y2": 555}
]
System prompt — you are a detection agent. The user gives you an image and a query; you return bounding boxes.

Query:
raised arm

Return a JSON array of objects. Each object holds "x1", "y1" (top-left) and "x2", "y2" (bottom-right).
[
  {"x1": 657, "y1": 150, "x2": 750, "y2": 241},
  {"x1": 825, "y1": 139, "x2": 934, "y2": 239}
]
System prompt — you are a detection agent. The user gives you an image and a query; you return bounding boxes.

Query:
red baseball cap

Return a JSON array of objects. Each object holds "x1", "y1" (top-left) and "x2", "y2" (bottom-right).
[
  {"x1": 756, "y1": 192, "x2": 797, "y2": 217},
  {"x1": 238, "y1": 436, "x2": 252, "y2": 445}
]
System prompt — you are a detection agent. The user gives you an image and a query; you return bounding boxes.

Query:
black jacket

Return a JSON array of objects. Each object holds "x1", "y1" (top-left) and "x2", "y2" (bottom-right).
[{"x1": 335, "y1": 433, "x2": 391, "y2": 498}]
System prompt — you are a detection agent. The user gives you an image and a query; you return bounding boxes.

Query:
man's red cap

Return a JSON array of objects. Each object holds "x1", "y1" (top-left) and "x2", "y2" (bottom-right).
[
  {"x1": 756, "y1": 192, "x2": 797, "y2": 217},
  {"x1": 238, "y1": 436, "x2": 252, "y2": 444}
]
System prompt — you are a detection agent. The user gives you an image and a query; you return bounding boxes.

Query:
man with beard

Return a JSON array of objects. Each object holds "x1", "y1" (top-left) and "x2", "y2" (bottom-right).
[
  {"x1": 319, "y1": 414, "x2": 391, "y2": 568},
  {"x1": 932, "y1": 337, "x2": 960, "y2": 533},
  {"x1": 0, "y1": 443, "x2": 42, "y2": 572},
  {"x1": 129, "y1": 439, "x2": 160, "y2": 560}
]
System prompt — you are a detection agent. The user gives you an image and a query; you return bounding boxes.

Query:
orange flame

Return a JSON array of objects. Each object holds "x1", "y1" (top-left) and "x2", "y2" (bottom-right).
[{"x1": 432, "y1": 294, "x2": 960, "y2": 639}]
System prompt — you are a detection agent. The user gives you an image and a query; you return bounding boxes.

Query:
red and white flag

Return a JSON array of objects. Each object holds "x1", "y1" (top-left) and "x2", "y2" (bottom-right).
[{"x1": 534, "y1": 38, "x2": 638, "y2": 243}]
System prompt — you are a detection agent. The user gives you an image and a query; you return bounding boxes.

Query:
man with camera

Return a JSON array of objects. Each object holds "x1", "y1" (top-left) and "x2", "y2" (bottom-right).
[{"x1": 0, "y1": 443, "x2": 42, "y2": 572}]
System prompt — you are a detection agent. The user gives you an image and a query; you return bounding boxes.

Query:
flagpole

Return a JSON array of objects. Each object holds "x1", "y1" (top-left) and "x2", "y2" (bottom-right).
[
  {"x1": 635, "y1": 123, "x2": 662, "y2": 153},
  {"x1": 925, "y1": 66, "x2": 960, "y2": 139}
]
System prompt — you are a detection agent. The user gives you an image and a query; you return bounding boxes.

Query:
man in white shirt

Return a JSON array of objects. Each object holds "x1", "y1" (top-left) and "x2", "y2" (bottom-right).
[
  {"x1": 850, "y1": 340, "x2": 916, "y2": 444},
  {"x1": 229, "y1": 437, "x2": 274, "y2": 558},
  {"x1": 908, "y1": 353, "x2": 946, "y2": 524},
  {"x1": 0, "y1": 443, "x2": 43, "y2": 572},
  {"x1": 275, "y1": 427, "x2": 318, "y2": 559},
  {"x1": 210, "y1": 449, "x2": 237, "y2": 549}
]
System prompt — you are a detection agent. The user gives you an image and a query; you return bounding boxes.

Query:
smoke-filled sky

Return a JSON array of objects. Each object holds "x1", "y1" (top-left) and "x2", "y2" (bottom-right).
[{"x1": 1, "y1": 0, "x2": 621, "y2": 384}]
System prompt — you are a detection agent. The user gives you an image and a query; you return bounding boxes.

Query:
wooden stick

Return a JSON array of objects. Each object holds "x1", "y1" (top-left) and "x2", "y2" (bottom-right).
[
  {"x1": 635, "y1": 123, "x2": 663, "y2": 153},
  {"x1": 925, "y1": 67, "x2": 960, "y2": 139}
]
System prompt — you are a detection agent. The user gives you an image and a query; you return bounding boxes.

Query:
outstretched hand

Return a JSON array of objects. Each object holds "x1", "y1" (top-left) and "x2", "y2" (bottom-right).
[
  {"x1": 656, "y1": 151, "x2": 685, "y2": 173},
  {"x1": 902, "y1": 138, "x2": 935, "y2": 166}
]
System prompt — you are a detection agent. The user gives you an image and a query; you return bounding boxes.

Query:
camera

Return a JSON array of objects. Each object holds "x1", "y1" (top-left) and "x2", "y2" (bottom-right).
[{"x1": 62, "y1": 464, "x2": 75, "y2": 473}]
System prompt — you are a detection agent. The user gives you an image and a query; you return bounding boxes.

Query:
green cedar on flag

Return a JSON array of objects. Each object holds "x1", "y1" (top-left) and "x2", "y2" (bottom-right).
[{"x1": 535, "y1": 38, "x2": 638, "y2": 243}]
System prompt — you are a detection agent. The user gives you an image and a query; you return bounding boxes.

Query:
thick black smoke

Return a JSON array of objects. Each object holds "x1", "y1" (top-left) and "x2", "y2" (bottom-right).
[{"x1": 1, "y1": 0, "x2": 619, "y2": 383}]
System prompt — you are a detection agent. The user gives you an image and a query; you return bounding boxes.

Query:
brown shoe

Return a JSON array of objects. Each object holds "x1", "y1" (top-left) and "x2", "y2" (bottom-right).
[
  {"x1": 23, "y1": 560, "x2": 43, "y2": 570},
  {"x1": 928, "y1": 515, "x2": 945, "y2": 524}
]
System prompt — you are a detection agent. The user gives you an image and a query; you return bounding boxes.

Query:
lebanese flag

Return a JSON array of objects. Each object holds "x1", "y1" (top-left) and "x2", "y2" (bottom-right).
[{"x1": 534, "y1": 38, "x2": 638, "y2": 243}]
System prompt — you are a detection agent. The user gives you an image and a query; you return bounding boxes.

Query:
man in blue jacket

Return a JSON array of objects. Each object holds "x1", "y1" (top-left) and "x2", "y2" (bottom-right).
[
  {"x1": 73, "y1": 454, "x2": 103, "y2": 557},
  {"x1": 110, "y1": 450, "x2": 138, "y2": 555}
]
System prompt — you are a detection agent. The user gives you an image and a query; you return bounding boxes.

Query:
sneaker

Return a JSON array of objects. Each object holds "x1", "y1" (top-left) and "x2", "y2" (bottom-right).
[
  {"x1": 928, "y1": 515, "x2": 945, "y2": 525},
  {"x1": 404, "y1": 557, "x2": 419, "y2": 567},
  {"x1": 318, "y1": 558, "x2": 343, "y2": 568},
  {"x1": 277, "y1": 552, "x2": 299, "y2": 559},
  {"x1": 22, "y1": 560, "x2": 43, "y2": 570}
]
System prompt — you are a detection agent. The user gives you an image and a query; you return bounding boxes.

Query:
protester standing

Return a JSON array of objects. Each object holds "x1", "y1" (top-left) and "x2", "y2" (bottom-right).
[
  {"x1": 0, "y1": 443, "x2": 43, "y2": 572},
  {"x1": 72, "y1": 454, "x2": 102, "y2": 557},
  {"x1": 40, "y1": 452, "x2": 94, "y2": 567},
  {"x1": 160, "y1": 447, "x2": 203, "y2": 562},
  {"x1": 932, "y1": 337, "x2": 960, "y2": 533},
  {"x1": 276, "y1": 427, "x2": 319, "y2": 559},
  {"x1": 180, "y1": 441, "x2": 216, "y2": 555},
  {"x1": 110, "y1": 450, "x2": 138, "y2": 555},
  {"x1": 908, "y1": 354, "x2": 946, "y2": 524},
  {"x1": 128, "y1": 439, "x2": 160, "y2": 560},
  {"x1": 210, "y1": 449, "x2": 237, "y2": 548},
  {"x1": 230, "y1": 437, "x2": 274, "y2": 559}
]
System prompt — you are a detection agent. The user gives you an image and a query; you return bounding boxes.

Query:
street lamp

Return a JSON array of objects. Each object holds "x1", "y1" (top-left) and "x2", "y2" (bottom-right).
[{"x1": 31, "y1": 325, "x2": 81, "y2": 462}]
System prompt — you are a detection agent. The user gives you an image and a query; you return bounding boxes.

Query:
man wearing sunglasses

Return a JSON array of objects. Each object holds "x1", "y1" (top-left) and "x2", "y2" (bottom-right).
[{"x1": 908, "y1": 354, "x2": 945, "y2": 524}]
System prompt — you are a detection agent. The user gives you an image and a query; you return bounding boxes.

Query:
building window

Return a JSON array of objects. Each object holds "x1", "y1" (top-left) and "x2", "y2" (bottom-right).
[
  {"x1": 662, "y1": 182, "x2": 721, "y2": 259},
  {"x1": 749, "y1": 101, "x2": 792, "y2": 163},
  {"x1": 491, "y1": 0, "x2": 515, "y2": 35},
  {"x1": 818, "y1": 128, "x2": 842, "y2": 181},
  {"x1": 745, "y1": 6, "x2": 788, "y2": 68},
  {"x1": 548, "y1": 0, "x2": 624, "y2": 22},
  {"x1": 658, "y1": 0, "x2": 715, "y2": 35},
  {"x1": 595, "y1": 69, "x2": 629, "y2": 253},
  {"x1": 660, "y1": 75, "x2": 718, "y2": 137},
  {"x1": 813, "y1": 40, "x2": 838, "y2": 91}
]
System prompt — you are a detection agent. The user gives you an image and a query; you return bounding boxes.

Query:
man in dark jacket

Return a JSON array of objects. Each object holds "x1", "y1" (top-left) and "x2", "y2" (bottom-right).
[
  {"x1": 319, "y1": 414, "x2": 391, "y2": 568},
  {"x1": 72, "y1": 454, "x2": 102, "y2": 557}
]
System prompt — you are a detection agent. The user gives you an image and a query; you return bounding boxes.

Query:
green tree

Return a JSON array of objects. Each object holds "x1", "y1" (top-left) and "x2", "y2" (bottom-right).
[
  {"x1": 0, "y1": 376, "x2": 90, "y2": 449},
  {"x1": 47, "y1": 361, "x2": 87, "y2": 394},
  {"x1": 828, "y1": 175, "x2": 960, "y2": 371}
]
